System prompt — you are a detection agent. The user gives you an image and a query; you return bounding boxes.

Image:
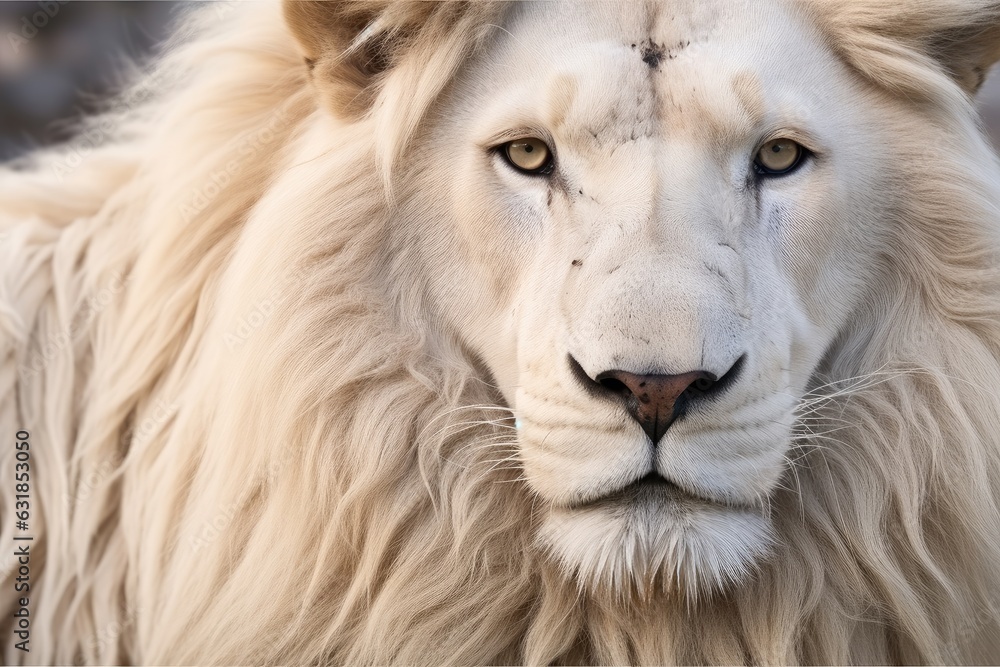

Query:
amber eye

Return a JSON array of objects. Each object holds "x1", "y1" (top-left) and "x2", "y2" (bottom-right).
[
  {"x1": 754, "y1": 138, "x2": 804, "y2": 175},
  {"x1": 503, "y1": 138, "x2": 553, "y2": 174}
]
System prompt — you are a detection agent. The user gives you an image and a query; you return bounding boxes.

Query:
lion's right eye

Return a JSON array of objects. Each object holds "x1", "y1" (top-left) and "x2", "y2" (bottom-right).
[
  {"x1": 502, "y1": 138, "x2": 554, "y2": 174},
  {"x1": 754, "y1": 138, "x2": 805, "y2": 176}
]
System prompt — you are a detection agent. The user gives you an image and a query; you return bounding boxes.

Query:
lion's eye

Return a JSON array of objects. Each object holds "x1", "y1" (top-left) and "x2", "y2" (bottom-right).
[
  {"x1": 503, "y1": 138, "x2": 553, "y2": 174},
  {"x1": 754, "y1": 138, "x2": 804, "y2": 176}
]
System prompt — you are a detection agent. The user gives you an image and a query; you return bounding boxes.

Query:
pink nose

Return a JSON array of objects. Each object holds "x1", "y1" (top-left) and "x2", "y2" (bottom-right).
[{"x1": 594, "y1": 369, "x2": 716, "y2": 443}]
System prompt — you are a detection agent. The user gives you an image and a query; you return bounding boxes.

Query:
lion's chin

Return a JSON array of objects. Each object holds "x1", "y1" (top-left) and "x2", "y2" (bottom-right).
[{"x1": 538, "y1": 481, "x2": 773, "y2": 600}]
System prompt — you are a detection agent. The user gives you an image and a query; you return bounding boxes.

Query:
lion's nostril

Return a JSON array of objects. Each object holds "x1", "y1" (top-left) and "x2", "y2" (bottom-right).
[
  {"x1": 692, "y1": 377, "x2": 715, "y2": 392},
  {"x1": 598, "y1": 376, "x2": 630, "y2": 396}
]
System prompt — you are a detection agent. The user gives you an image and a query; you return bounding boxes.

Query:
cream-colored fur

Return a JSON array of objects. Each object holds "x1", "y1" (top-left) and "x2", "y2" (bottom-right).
[{"x1": 2, "y1": 0, "x2": 1000, "y2": 663}]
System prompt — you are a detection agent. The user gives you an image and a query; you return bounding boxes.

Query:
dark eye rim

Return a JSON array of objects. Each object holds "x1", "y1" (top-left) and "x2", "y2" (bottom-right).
[
  {"x1": 753, "y1": 140, "x2": 809, "y2": 177},
  {"x1": 499, "y1": 139, "x2": 555, "y2": 176}
]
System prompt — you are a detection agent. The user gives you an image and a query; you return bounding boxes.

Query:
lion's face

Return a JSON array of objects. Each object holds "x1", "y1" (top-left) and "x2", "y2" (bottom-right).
[{"x1": 402, "y1": 0, "x2": 895, "y2": 594}]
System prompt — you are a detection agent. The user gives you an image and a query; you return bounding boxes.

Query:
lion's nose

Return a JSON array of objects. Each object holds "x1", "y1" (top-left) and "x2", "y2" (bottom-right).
[
  {"x1": 594, "y1": 369, "x2": 712, "y2": 443},
  {"x1": 583, "y1": 358, "x2": 742, "y2": 443}
]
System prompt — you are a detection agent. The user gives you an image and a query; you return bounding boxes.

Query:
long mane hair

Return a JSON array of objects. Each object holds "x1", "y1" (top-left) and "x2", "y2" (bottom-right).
[{"x1": 2, "y1": 1, "x2": 999, "y2": 664}]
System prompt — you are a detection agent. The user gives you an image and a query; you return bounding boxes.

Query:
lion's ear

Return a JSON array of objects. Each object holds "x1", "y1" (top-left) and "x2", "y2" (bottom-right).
[
  {"x1": 282, "y1": 1, "x2": 495, "y2": 118},
  {"x1": 907, "y1": 0, "x2": 1000, "y2": 93},
  {"x1": 821, "y1": 0, "x2": 1000, "y2": 95},
  {"x1": 283, "y1": 1, "x2": 427, "y2": 117}
]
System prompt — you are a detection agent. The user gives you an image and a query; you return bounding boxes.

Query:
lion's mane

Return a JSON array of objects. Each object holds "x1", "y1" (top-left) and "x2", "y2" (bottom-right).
[{"x1": 2, "y1": 1, "x2": 1000, "y2": 664}]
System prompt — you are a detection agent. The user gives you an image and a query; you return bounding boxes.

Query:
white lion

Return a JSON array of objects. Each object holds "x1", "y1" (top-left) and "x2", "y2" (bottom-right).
[{"x1": 2, "y1": 0, "x2": 1000, "y2": 663}]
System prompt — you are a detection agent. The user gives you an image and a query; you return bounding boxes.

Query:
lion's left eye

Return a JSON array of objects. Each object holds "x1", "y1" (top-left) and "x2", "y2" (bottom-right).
[
  {"x1": 502, "y1": 138, "x2": 553, "y2": 174},
  {"x1": 754, "y1": 138, "x2": 805, "y2": 176}
]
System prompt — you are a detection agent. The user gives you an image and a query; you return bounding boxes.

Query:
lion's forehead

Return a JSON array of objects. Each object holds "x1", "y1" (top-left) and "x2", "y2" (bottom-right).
[{"x1": 505, "y1": 0, "x2": 828, "y2": 150}]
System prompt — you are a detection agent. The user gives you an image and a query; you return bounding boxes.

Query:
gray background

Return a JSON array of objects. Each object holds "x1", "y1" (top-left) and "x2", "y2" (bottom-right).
[{"x1": 1, "y1": 1, "x2": 999, "y2": 161}]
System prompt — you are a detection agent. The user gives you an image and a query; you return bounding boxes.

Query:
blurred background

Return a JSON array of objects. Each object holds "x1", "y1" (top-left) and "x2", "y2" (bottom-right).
[
  {"x1": 0, "y1": 1, "x2": 175, "y2": 160},
  {"x1": 1, "y1": 1, "x2": 999, "y2": 162}
]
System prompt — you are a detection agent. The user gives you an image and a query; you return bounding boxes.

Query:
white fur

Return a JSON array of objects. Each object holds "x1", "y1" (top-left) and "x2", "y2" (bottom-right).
[{"x1": 2, "y1": 0, "x2": 1000, "y2": 663}]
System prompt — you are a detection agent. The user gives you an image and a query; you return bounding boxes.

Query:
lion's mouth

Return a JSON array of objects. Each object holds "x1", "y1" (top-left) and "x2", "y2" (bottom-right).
[
  {"x1": 627, "y1": 471, "x2": 685, "y2": 497},
  {"x1": 569, "y1": 471, "x2": 751, "y2": 511},
  {"x1": 569, "y1": 471, "x2": 692, "y2": 509}
]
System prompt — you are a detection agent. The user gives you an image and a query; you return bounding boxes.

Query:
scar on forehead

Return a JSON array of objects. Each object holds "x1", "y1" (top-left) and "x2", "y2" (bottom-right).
[
  {"x1": 632, "y1": 38, "x2": 691, "y2": 70},
  {"x1": 639, "y1": 39, "x2": 665, "y2": 68},
  {"x1": 547, "y1": 74, "x2": 578, "y2": 129},
  {"x1": 730, "y1": 70, "x2": 765, "y2": 124}
]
